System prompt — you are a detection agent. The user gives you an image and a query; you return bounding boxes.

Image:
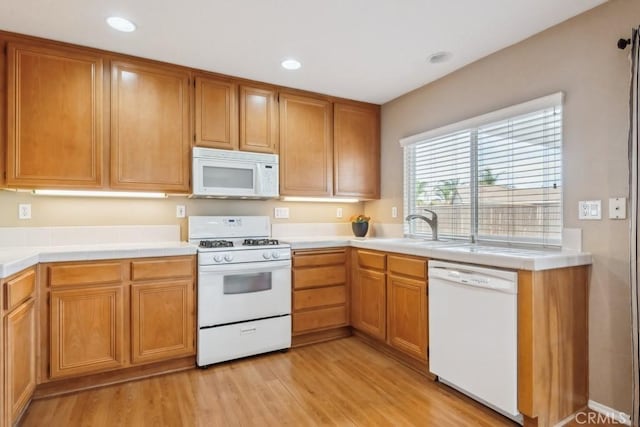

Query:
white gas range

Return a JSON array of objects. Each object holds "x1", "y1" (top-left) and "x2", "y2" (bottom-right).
[{"x1": 188, "y1": 216, "x2": 291, "y2": 367}]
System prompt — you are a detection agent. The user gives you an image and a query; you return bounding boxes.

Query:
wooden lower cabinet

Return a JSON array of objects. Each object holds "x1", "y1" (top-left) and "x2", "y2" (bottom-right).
[
  {"x1": 49, "y1": 285, "x2": 125, "y2": 379},
  {"x1": 352, "y1": 268, "x2": 386, "y2": 340},
  {"x1": 292, "y1": 249, "x2": 349, "y2": 342},
  {"x1": 4, "y1": 298, "x2": 36, "y2": 426},
  {"x1": 2, "y1": 267, "x2": 37, "y2": 427},
  {"x1": 131, "y1": 280, "x2": 194, "y2": 364},
  {"x1": 517, "y1": 267, "x2": 589, "y2": 427},
  {"x1": 352, "y1": 250, "x2": 428, "y2": 361},
  {"x1": 41, "y1": 256, "x2": 196, "y2": 387},
  {"x1": 387, "y1": 274, "x2": 427, "y2": 360}
]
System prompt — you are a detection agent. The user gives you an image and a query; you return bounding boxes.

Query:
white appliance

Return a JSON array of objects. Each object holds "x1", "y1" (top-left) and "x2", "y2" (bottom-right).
[
  {"x1": 428, "y1": 260, "x2": 522, "y2": 423},
  {"x1": 189, "y1": 216, "x2": 291, "y2": 367},
  {"x1": 192, "y1": 147, "x2": 279, "y2": 199}
]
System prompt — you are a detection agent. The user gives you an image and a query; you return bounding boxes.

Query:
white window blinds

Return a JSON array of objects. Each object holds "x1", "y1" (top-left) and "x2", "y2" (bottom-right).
[{"x1": 402, "y1": 93, "x2": 563, "y2": 247}]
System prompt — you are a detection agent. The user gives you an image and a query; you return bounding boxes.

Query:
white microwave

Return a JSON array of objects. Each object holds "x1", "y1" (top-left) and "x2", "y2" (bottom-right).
[{"x1": 192, "y1": 147, "x2": 279, "y2": 199}]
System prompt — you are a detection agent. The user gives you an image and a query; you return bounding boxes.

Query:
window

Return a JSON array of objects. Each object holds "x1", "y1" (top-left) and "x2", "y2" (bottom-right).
[{"x1": 402, "y1": 93, "x2": 563, "y2": 247}]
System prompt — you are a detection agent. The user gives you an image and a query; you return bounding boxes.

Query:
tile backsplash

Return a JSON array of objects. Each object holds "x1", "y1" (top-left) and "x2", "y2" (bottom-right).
[
  {"x1": 0, "y1": 225, "x2": 180, "y2": 247},
  {"x1": 272, "y1": 222, "x2": 352, "y2": 238}
]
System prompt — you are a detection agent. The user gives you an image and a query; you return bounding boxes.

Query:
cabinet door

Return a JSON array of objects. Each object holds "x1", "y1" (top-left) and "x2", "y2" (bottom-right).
[
  {"x1": 279, "y1": 93, "x2": 332, "y2": 196},
  {"x1": 387, "y1": 274, "x2": 427, "y2": 360},
  {"x1": 353, "y1": 268, "x2": 386, "y2": 340},
  {"x1": 239, "y1": 85, "x2": 278, "y2": 153},
  {"x1": 194, "y1": 77, "x2": 238, "y2": 149},
  {"x1": 4, "y1": 298, "x2": 36, "y2": 425},
  {"x1": 333, "y1": 102, "x2": 380, "y2": 199},
  {"x1": 50, "y1": 285, "x2": 125, "y2": 378},
  {"x1": 111, "y1": 60, "x2": 190, "y2": 192},
  {"x1": 7, "y1": 42, "x2": 103, "y2": 188},
  {"x1": 131, "y1": 280, "x2": 194, "y2": 364}
]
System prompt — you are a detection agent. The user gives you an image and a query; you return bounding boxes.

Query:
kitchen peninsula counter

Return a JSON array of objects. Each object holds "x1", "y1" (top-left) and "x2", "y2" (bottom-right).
[
  {"x1": 282, "y1": 237, "x2": 592, "y2": 271},
  {"x1": 0, "y1": 242, "x2": 197, "y2": 279}
]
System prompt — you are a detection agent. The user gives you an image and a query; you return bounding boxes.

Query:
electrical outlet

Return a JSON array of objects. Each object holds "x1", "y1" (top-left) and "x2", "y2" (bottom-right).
[
  {"x1": 336, "y1": 208, "x2": 343, "y2": 218},
  {"x1": 176, "y1": 205, "x2": 186, "y2": 218},
  {"x1": 274, "y1": 207, "x2": 289, "y2": 219},
  {"x1": 18, "y1": 204, "x2": 31, "y2": 220},
  {"x1": 391, "y1": 207, "x2": 398, "y2": 218}
]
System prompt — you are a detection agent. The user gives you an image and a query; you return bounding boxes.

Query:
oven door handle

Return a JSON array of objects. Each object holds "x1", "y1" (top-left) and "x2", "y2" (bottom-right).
[{"x1": 198, "y1": 260, "x2": 291, "y2": 274}]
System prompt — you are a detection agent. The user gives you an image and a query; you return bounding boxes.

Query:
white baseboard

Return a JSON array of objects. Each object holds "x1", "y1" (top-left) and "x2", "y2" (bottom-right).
[{"x1": 587, "y1": 400, "x2": 631, "y2": 425}]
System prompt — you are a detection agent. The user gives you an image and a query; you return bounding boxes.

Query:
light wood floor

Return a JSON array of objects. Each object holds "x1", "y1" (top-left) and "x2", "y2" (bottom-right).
[{"x1": 21, "y1": 337, "x2": 517, "y2": 426}]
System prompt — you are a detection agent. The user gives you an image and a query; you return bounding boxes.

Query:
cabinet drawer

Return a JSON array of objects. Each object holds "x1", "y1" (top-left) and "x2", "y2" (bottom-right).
[
  {"x1": 48, "y1": 262, "x2": 122, "y2": 287},
  {"x1": 131, "y1": 257, "x2": 194, "y2": 281},
  {"x1": 293, "y1": 306, "x2": 348, "y2": 333},
  {"x1": 4, "y1": 268, "x2": 35, "y2": 311},
  {"x1": 293, "y1": 250, "x2": 346, "y2": 268},
  {"x1": 294, "y1": 286, "x2": 346, "y2": 311},
  {"x1": 388, "y1": 256, "x2": 427, "y2": 280},
  {"x1": 293, "y1": 265, "x2": 346, "y2": 289},
  {"x1": 357, "y1": 250, "x2": 386, "y2": 270}
]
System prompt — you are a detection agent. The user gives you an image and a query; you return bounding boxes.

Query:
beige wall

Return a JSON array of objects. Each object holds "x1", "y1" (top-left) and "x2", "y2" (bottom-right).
[
  {"x1": 0, "y1": 191, "x2": 364, "y2": 240},
  {"x1": 367, "y1": 0, "x2": 636, "y2": 413}
]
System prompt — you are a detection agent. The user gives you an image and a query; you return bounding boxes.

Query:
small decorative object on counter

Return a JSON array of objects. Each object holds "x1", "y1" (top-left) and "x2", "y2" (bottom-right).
[{"x1": 350, "y1": 214, "x2": 371, "y2": 237}]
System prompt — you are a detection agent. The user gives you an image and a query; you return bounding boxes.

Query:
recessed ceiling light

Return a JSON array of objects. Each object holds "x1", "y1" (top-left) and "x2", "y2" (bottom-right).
[
  {"x1": 281, "y1": 59, "x2": 302, "y2": 70},
  {"x1": 106, "y1": 16, "x2": 136, "y2": 32},
  {"x1": 427, "y1": 51, "x2": 452, "y2": 64}
]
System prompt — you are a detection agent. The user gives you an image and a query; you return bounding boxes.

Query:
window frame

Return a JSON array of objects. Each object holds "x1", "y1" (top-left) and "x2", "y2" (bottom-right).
[{"x1": 401, "y1": 93, "x2": 564, "y2": 247}]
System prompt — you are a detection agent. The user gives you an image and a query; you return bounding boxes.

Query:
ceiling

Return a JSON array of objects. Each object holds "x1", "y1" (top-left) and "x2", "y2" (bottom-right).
[{"x1": 0, "y1": 0, "x2": 606, "y2": 104}]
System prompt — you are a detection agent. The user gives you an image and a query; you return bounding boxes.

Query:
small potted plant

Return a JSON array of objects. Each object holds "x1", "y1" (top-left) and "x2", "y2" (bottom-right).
[{"x1": 350, "y1": 214, "x2": 371, "y2": 237}]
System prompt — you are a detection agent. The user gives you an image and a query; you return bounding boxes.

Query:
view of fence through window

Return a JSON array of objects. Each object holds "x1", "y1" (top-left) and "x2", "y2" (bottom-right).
[{"x1": 404, "y1": 103, "x2": 562, "y2": 246}]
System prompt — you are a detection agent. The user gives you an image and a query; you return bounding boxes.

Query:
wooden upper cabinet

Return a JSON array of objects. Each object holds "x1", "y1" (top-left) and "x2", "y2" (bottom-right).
[
  {"x1": 6, "y1": 42, "x2": 104, "y2": 188},
  {"x1": 194, "y1": 76, "x2": 238, "y2": 150},
  {"x1": 239, "y1": 85, "x2": 278, "y2": 154},
  {"x1": 110, "y1": 60, "x2": 190, "y2": 192},
  {"x1": 333, "y1": 102, "x2": 380, "y2": 199},
  {"x1": 279, "y1": 93, "x2": 333, "y2": 196}
]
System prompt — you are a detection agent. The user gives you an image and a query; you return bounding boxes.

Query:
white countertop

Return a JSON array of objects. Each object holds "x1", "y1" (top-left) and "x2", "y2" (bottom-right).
[
  {"x1": 0, "y1": 242, "x2": 197, "y2": 279},
  {"x1": 282, "y1": 237, "x2": 592, "y2": 271}
]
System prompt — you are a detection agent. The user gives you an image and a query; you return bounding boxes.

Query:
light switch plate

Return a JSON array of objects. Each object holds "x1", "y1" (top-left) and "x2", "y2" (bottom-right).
[
  {"x1": 391, "y1": 207, "x2": 398, "y2": 218},
  {"x1": 336, "y1": 208, "x2": 343, "y2": 218},
  {"x1": 274, "y1": 207, "x2": 289, "y2": 219},
  {"x1": 609, "y1": 197, "x2": 627, "y2": 219},
  {"x1": 578, "y1": 200, "x2": 601, "y2": 220},
  {"x1": 176, "y1": 205, "x2": 186, "y2": 218}
]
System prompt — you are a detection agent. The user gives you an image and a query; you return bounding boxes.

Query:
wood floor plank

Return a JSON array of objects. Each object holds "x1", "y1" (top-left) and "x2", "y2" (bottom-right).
[{"x1": 21, "y1": 338, "x2": 516, "y2": 426}]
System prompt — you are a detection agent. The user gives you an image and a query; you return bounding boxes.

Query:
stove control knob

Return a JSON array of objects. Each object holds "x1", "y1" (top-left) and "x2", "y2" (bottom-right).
[
  {"x1": 272, "y1": 251, "x2": 280, "y2": 259},
  {"x1": 213, "y1": 255, "x2": 223, "y2": 263},
  {"x1": 262, "y1": 252, "x2": 272, "y2": 259},
  {"x1": 224, "y1": 254, "x2": 234, "y2": 262}
]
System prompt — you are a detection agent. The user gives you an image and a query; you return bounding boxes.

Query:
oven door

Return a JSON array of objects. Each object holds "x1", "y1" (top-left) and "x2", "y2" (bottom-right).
[
  {"x1": 193, "y1": 157, "x2": 258, "y2": 197},
  {"x1": 198, "y1": 260, "x2": 291, "y2": 327}
]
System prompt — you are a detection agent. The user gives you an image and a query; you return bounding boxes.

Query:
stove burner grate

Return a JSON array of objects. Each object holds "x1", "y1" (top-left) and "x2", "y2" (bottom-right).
[
  {"x1": 243, "y1": 238, "x2": 279, "y2": 246},
  {"x1": 199, "y1": 240, "x2": 234, "y2": 248}
]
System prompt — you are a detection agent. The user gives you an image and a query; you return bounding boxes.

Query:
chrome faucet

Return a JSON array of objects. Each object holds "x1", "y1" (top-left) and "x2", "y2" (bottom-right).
[{"x1": 406, "y1": 209, "x2": 439, "y2": 241}]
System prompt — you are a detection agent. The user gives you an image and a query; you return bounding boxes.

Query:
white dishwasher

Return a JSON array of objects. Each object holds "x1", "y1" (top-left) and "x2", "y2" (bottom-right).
[{"x1": 428, "y1": 260, "x2": 521, "y2": 423}]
